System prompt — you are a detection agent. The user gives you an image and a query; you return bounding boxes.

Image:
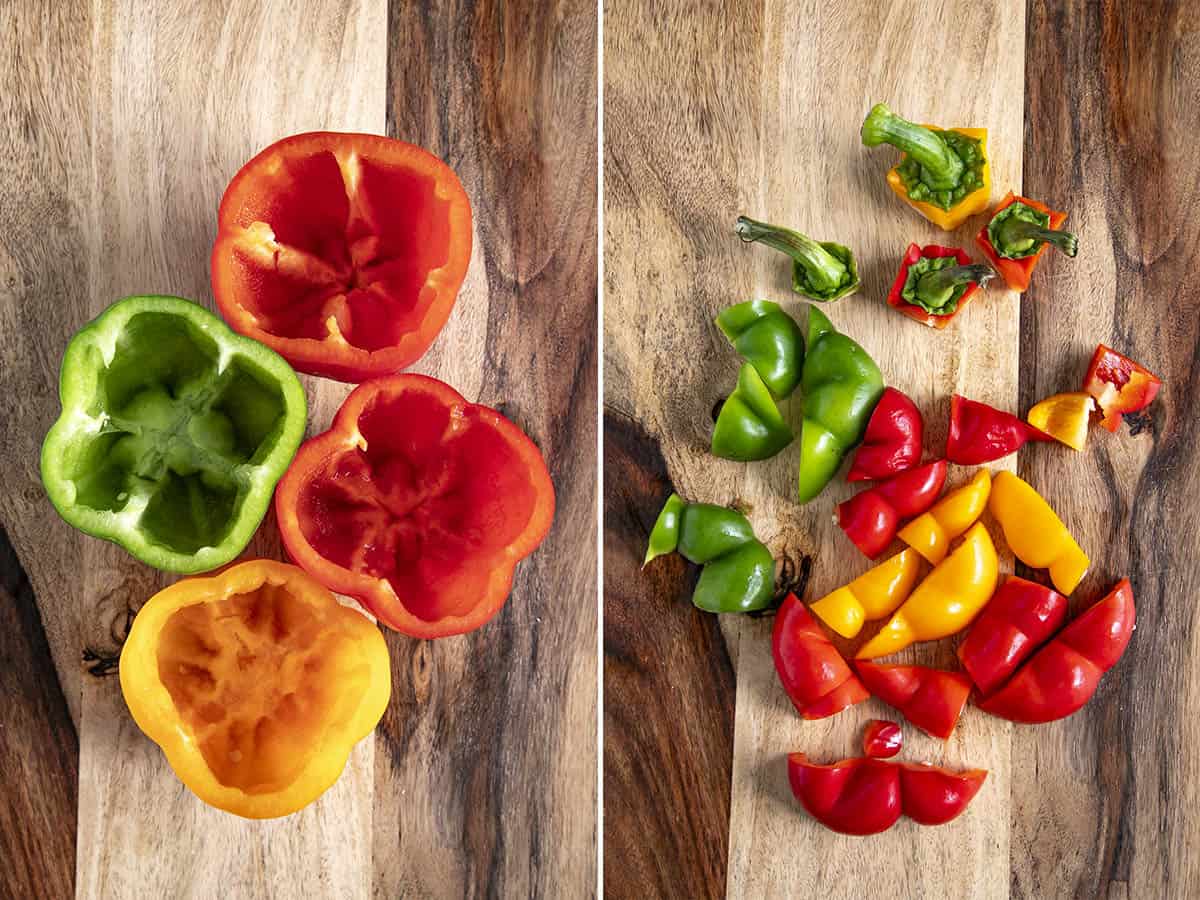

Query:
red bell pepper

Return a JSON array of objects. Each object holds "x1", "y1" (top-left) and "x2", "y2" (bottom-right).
[
  {"x1": 787, "y1": 753, "x2": 987, "y2": 835},
  {"x1": 886, "y1": 243, "x2": 993, "y2": 329},
  {"x1": 847, "y1": 387, "x2": 923, "y2": 482},
  {"x1": 275, "y1": 374, "x2": 555, "y2": 638},
  {"x1": 853, "y1": 662, "x2": 971, "y2": 740},
  {"x1": 975, "y1": 193, "x2": 1071, "y2": 293},
  {"x1": 1083, "y1": 344, "x2": 1163, "y2": 432},
  {"x1": 837, "y1": 460, "x2": 948, "y2": 559},
  {"x1": 957, "y1": 576, "x2": 1069, "y2": 695},
  {"x1": 772, "y1": 594, "x2": 868, "y2": 720},
  {"x1": 976, "y1": 580, "x2": 1135, "y2": 723},
  {"x1": 862, "y1": 720, "x2": 903, "y2": 759},
  {"x1": 945, "y1": 395, "x2": 1054, "y2": 465}
]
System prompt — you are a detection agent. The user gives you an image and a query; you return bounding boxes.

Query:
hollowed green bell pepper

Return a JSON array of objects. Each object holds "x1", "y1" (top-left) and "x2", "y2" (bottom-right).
[
  {"x1": 712, "y1": 363, "x2": 793, "y2": 461},
  {"x1": 41, "y1": 296, "x2": 307, "y2": 574},
  {"x1": 715, "y1": 300, "x2": 804, "y2": 398},
  {"x1": 798, "y1": 307, "x2": 884, "y2": 503},
  {"x1": 735, "y1": 217, "x2": 859, "y2": 302}
]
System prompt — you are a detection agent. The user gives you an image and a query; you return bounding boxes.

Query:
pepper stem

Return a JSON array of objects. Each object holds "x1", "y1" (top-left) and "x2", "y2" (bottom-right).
[
  {"x1": 860, "y1": 103, "x2": 964, "y2": 191},
  {"x1": 915, "y1": 263, "x2": 995, "y2": 307},
  {"x1": 995, "y1": 217, "x2": 1079, "y2": 258},
  {"x1": 735, "y1": 216, "x2": 847, "y2": 294}
]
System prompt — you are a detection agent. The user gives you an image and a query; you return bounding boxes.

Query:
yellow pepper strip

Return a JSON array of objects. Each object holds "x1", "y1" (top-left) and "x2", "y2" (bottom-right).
[
  {"x1": 809, "y1": 550, "x2": 922, "y2": 639},
  {"x1": 885, "y1": 128, "x2": 991, "y2": 231},
  {"x1": 989, "y1": 471, "x2": 1090, "y2": 595},
  {"x1": 857, "y1": 523, "x2": 998, "y2": 659},
  {"x1": 898, "y1": 468, "x2": 991, "y2": 566},
  {"x1": 1026, "y1": 392, "x2": 1095, "y2": 451}
]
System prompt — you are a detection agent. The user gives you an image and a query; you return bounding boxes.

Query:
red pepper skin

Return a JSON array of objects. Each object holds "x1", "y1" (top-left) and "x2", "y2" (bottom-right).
[
  {"x1": 898, "y1": 764, "x2": 988, "y2": 826},
  {"x1": 886, "y1": 244, "x2": 984, "y2": 329},
  {"x1": 772, "y1": 594, "x2": 869, "y2": 720},
  {"x1": 1083, "y1": 344, "x2": 1163, "y2": 432},
  {"x1": 853, "y1": 662, "x2": 971, "y2": 740},
  {"x1": 946, "y1": 395, "x2": 1054, "y2": 465},
  {"x1": 975, "y1": 193, "x2": 1067, "y2": 293},
  {"x1": 976, "y1": 580, "x2": 1135, "y2": 723},
  {"x1": 863, "y1": 720, "x2": 903, "y2": 759},
  {"x1": 837, "y1": 460, "x2": 948, "y2": 558},
  {"x1": 957, "y1": 576, "x2": 1069, "y2": 696},
  {"x1": 847, "y1": 387, "x2": 923, "y2": 482}
]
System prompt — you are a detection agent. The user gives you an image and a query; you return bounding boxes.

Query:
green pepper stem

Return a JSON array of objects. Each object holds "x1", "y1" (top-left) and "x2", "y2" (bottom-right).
[
  {"x1": 736, "y1": 216, "x2": 847, "y2": 294},
  {"x1": 860, "y1": 103, "x2": 964, "y2": 191},
  {"x1": 994, "y1": 216, "x2": 1079, "y2": 258},
  {"x1": 916, "y1": 263, "x2": 995, "y2": 303}
]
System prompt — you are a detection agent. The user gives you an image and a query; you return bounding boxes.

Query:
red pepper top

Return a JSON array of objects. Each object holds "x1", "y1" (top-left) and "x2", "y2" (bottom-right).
[
  {"x1": 946, "y1": 394, "x2": 1054, "y2": 465},
  {"x1": 975, "y1": 193, "x2": 1068, "y2": 293},
  {"x1": 847, "y1": 387, "x2": 923, "y2": 482},
  {"x1": 772, "y1": 594, "x2": 868, "y2": 720},
  {"x1": 886, "y1": 244, "x2": 986, "y2": 329},
  {"x1": 837, "y1": 460, "x2": 947, "y2": 559},
  {"x1": 1083, "y1": 344, "x2": 1163, "y2": 432}
]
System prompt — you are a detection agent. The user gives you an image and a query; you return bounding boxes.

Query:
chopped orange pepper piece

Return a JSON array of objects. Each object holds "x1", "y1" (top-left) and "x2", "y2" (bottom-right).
[
  {"x1": 990, "y1": 472, "x2": 1089, "y2": 595},
  {"x1": 810, "y1": 550, "x2": 922, "y2": 639},
  {"x1": 1027, "y1": 392, "x2": 1095, "y2": 451},
  {"x1": 897, "y1": 469, "x2": 991, "y2": 565}
]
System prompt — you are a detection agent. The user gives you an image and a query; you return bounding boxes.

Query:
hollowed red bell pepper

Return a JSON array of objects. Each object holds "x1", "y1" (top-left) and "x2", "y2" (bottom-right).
[
  {"x1": 788, "y1": 753, "x2": 987, "y2": 835},
  {"x1": 837, "y1": 460, "x2": 947, "y2": 559},
  {"x1": 946, "y1": 395, "x2": 1054, "y2": 465},
  {"x1": 1083, "y1": 344, "x2": 1163, "y2": 432},
  {"x1": 957, "y1": 576, "x2": 1069, "y2": 696},
  {"x1": 853, "y1": 662, "x2": 971, "y2": 740},
  {"x1": 212, "y1": 132, "x2": 473, "y2": 382},
  {"x1": 772, "y1": 594, "x2": 868, "y2": 720},
  {"x1": 886, "y1": 244, "x2": 993, "y2": 329},
  {"x1": 976, "y1": 193, "x2": 1072, "y2": 293},
  {"x1": 976, "y1": 579, "x2": 1135, "y2": 723},
  {"x1": 862, "y1": 720, "x2": 903, "y2": 759},
  {"x1": 275, "y1": 374, "x2": 554, "y2": 638},
  {"x1": 847, "y1": 387, "x2": 923, "y2": 482}
]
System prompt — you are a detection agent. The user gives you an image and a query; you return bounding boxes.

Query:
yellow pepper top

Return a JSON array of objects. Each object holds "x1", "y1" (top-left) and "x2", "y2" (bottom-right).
[
  {"x1": 884, "y1": 128, "x2": 991, "y2": 231},
  {"x1": 809, "y1": 549, "x2": 922, "y2": 639},
  {"x1": 898, "y1": 468, "x2": 991, "y2": 565},
  {"x1": 989, "y1": 471, "x2": 1090, "y2": 595}
]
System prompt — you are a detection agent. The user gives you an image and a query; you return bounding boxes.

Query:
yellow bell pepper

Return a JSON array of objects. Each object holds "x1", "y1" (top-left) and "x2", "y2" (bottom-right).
[
  {"x1": 809, "y1": 549, "x2": 922, "y2": 639},
  {"x1": 857, "y1": 522, "x2": 998, "y2": 659},
  {"x1": 119, "y1": 559, "x2": 391, "y2": 819},
  {"x1": 989, "y1": 471, "x2": 1090, "y2": 595},
  {"x1": 897, "y1": 468, "x2": 991, "y2": 565},
  {"x1": 1026, "y1": 392, "x2": 1095, "y2": 451},
  {"x1": 883, "y1": 128, "x2": 990, "y2": 231}
]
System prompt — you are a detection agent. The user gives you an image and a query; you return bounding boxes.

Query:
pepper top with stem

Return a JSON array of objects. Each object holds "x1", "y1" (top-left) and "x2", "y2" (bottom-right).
[
  {"x1": 735, "y1": 216, "x2": 859, "y2": 302},
  {"x1": 861, "y1": 103, "x2": 964, "y2": 191},
  {"x1": 903, "y1": 259, "x2": 996, "y2": 315},
  {"x1": 988, "y1": 201, "x2": 1078, "y2": 259}
]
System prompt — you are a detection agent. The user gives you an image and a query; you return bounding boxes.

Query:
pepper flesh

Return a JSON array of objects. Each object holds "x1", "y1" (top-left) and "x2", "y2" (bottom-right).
[
  {"x1": 715, "y1": 299, "x2": 805, "y2": 398},
  {"x1": 976, "y1": 193, "x2": 1068, "y2": 292},
  {"x1": 119, "y1": 560, "x2": 391, "y2": 819},
  {"x1": 809, "y1": 549, "x2": 922, "y2": 639},
  {"x1": 711, "y1": 363, "x2": 794, "y2": 461},
  {"x1": 887, "y1": 244, "x2": 993, "y2": 329},
  {"x1": 946, "y1": 395, "x2": 1055, "y2": 465},
  {"x1": 837, "y1": 460, "x2": 948, "y2": 559},
  {"x1": 1026, "y1": 392, "x2": 1095, "y2": 451},
  {"x1": 989, "y1": 471, "x2": 1089, "y2": 596},
  {"x1": 862, "y1": 720, "x2": 903, "y2": 759},
  {"x1": 41, "y1": 296, "x2": 307, "y2": 574},
  {"x1": 735, "y1": 216, "x2": 860, "y2": 302},
  {"x1": 898, "y1": 468, "x2": 991, "y2": 565},
  {"x1": 847, "y1": 387, "x2": 922, "y2": 481},
  {"x1": 772, "y1": 594, "x2": 868, "y2": 719},
  {"x1": 1083, "y1": 344, "x2": 1163, "y2": 432},
  {"x1": 858, "y1": 522, "x2": 998, "y2": 659},
  {"x1": 853, "y1": 662, "x2": 972, "y2": 740},
  {"x1": 977, "y1": 580, "x2": 1135, "y2": 723},
  {"x1": 275, "y1": 374, "x2": 554, "y2": 638}
]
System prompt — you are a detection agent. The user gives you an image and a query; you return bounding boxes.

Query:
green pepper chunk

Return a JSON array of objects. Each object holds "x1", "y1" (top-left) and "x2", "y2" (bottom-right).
[
  {"x1": 735, "y1": 216, "x2": 859, "y2": 302},
  {"x1": 712, "y1": 364, "x2": 794, "y2": 461},
  {"x1": 643, "y1": 492, "x2": 684, "y2": 565},
  {"x1": 715, "y1": 300, "x2": 805, "y2": 398},
  {"x1": 901, "y1": 258, "x2": 996, "y2": 315},
  {"x1": 797, "y1": 306, "x2": 884, "y2": 503},
  {"x1": 987, "y1": 201, "x2": 1079, "y2": 259}
]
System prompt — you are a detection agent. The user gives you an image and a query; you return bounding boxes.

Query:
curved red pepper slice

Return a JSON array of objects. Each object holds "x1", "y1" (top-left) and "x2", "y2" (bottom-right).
[
  {"x1": 837, "y1": 460, "x2": 947, "y2": 558},
  {"x1": 957, "y1": 576, "x2": 1069, "y2": 695},
  {"x1": 847, "y1": 387, "x2": 923, "y2": 482},
  {"x1": 862, "y1": 720, "x2": 903, "y2": 759},
  {"x1": 975, "y1": 193, "x2": 1067, "y2": 293},
  {"x1": 976, "y1": 579, "x2": 1135, "y2": 723},
  {"x1": 772, "y1": 594, "x2": 868, "y2": 720},
  {"x1": 275, "y1": 374, "x2": 554, "y2": 638},
  {"x1": 1083, "y1": 344, "x2": 1163, "y2": 432},
  {"x1": 854, "y1": 662, "x2": 971, "y2": 740},
  {"x1": 946, "y1": 395, "x2": 1054, "y2": 465},
  {"x1": 886, "y1": 243, "x2": 984, "y2": 329},
  {"x1": 213, "y1": 132, "x2": 473, "y2": 382}
]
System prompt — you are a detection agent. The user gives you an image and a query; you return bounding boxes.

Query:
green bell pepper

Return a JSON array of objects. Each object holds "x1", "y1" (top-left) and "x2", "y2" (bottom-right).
[
  {"x1": 987, "y1": 200, "x2": 1079, "y2": 259},
  {"x1": 797, "y1": 306, "x2": 884, "y2": 503},
  {"x1": 735, "y1": 216, "x2": 859, "y2": 302},
  {"x1": 712, "y1": 364, "x2": 793, "y2": 461},
  {"x1": 41, "y1": 296, "x2": 307, "y2": 574},
  {"x1": 715, "y1": 300, "x2": 804, "y2": 398},
  {"x1": 644, "y1": 494, "x2": 775, "y2": 613}
]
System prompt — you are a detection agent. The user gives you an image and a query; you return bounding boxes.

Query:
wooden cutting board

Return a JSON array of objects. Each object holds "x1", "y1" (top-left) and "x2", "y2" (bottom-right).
[{"x1": 0, "y1": 2, "x2": 597, "y2": 897}]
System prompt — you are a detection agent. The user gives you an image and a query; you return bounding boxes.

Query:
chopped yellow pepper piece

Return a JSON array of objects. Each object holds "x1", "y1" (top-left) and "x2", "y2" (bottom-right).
[
  {"x1": 898, "y1": 469, "x2": 991, "y2": 565},
  {"x1": 809, "y1": 550, "x2": 922, "y2": 639},
  {"x1": 989, "y1": 471, "x2": 1090, "y2": 595},
  {"x1": 1026, "y1": 392, "x2": 1095, "y2": 451}
]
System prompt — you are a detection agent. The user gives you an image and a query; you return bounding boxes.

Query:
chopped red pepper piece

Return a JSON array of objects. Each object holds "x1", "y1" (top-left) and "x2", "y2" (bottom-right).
[
  {"x1": 976, "y1": 580, "x2": 1135, "y2": 723},
  {"x1": 847, "y1": 387, "x2": 923, "y2": 482},
  {"x1": 772, "y1": 594, "x2": 868, "y2": 720},
  {"x1": 886, "y1": 243, "x2": 993, "y2": 329},
  {"x1": 853, "y1": 662, "x2": 971, "y2": 740},
  {"x1": 957, "y1": 576, "x2": 1069, "y2": 696},
  {"x1": 837, "y1": 460, "x2": 948, "y2": 559},
  {"x1": 862, "y1": 720, "x2": 903, "y2": 759},
  {"x1": 975, "y1": 193, "x2": 1069, "y2": 293},
  {"x1": 1083, "y1": 344, "x2": 1163, "y2": 432},
  {"x1": 275, "y1": 374, "x2": 555, "y2": 638},
  {"x1": 945, "y1": 394, "x2": 1054, "y2": 465}
]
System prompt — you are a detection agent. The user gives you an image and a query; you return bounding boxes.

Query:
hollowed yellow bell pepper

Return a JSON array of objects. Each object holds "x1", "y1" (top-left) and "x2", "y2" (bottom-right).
[
  {"x1": 809, "y1": 549, "x2": 922, "y2": 639},
  {"x1": 119, "y1": 559, "x2": 391, "y2": 819},
  {"x1": 1026, "y1": 392, "x2": 1095, "y2": 451},
  {"x1": 897, "y1": 469, "x2": 991, "y2": 565},
  {"x1": 989, "y1": 472, "x2": 1090, "y2": 595},
  {"x1": 857, "y1": 522, "x2": 998, "y2": 659}
]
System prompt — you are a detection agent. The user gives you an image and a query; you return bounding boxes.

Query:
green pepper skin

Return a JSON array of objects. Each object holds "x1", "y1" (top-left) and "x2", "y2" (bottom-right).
[
  {"x1": 712, "y1": 364, "x2": 794, "y2": 461},
  {"x1": 715, "y1": 300, "x2": 804, "y2": 398},
  {"x1": 677, "y1": 503, "x2": 756, "y2": 562},
  {"x1": 693, "y1": 540, "x2": 775, "y2": 613},
  {"x1": 988, "y1": 201, "x2": 1079, "y2": 259},
  {"x1": 735, "y1": 217, "x2": 860, "y2": 302},
  {"x1": 644, "y1": 492, "x2": 684, "y2": 565},
  {"x1": 797, "y1": 306, "x2": 884, "y2": 503}
]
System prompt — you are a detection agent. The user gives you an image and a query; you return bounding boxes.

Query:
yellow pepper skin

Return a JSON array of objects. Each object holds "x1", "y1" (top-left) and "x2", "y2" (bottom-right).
[
  {"x1": 1026, "y1": 392, "x2": 1095, "y2": 451},
  {"x1": 810, "y1": 550, "x2": 922, "y2": 638},
  {"x1": 898, "y1": 468, "x2": 991, "y2": 565},
  {"x1": 884, "y1": 128, "x2": 991, "y2": 231},
  {"x1": 989, "y1": 471, "x2": 1090, "y2": 595},
  {"x1": 119, "y1": 559, "x2": 391, "y2": 819},
  {"x1": 857, "y1": 523, "x2": 998, "y2": 659}
]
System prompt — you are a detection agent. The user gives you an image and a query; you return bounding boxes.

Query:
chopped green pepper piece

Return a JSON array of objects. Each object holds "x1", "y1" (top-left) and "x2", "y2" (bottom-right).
[
  {"x1": 712, "y1": 364, "x2": 794, "y2": 461},
  {"x1": 735, "y1": 216, "x2": 859, "y2": 302},
  {"x1": 987, "y1": 201, "x2": 1079, "y2": 259},
  {"x1": 901, "y1": 258, "x2": 996, "y2": 315},
  {"x1": 715, "y1": 300, "x2": 805, "y2": 398},
  {"x1": 644, "y1": 492, "x2": 684, "y2": 565}
]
